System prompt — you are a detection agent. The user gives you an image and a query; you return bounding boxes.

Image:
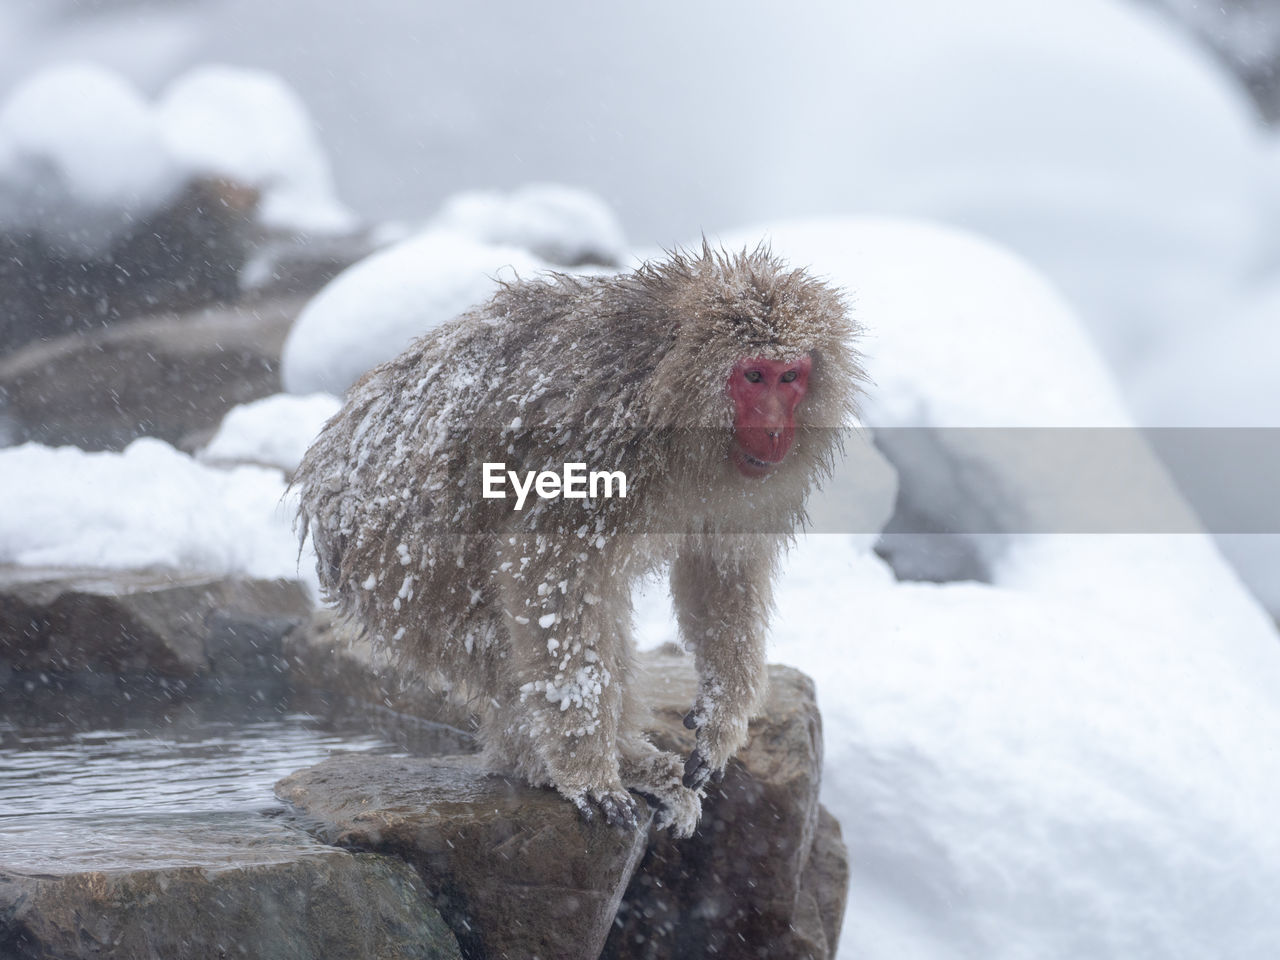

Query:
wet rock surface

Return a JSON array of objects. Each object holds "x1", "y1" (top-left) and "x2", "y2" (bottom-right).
[
  {"x1": 0, "y1": 567, "x2": 309, "y2": 692},
  {"x1": 0, "y1": 847, "x2": 461, "y2": 960},
  {"x1": 277, "y1": 754, "x2": 653, "y2": 960}
]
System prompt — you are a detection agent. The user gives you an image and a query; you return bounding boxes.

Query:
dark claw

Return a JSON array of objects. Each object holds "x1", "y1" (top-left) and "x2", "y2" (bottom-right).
[
  {"x1": 711, "y1": 766, "x2": 725, "y2": 785},
  {"x1": 682, "y1": 749, "x2": 710, "y2": 789},
  {"x1": 598, "y1": 793, "x2": 638, "y2": 829},
  {"x1": 682, "y1": 710, "x2": 700, "y2": 730}
]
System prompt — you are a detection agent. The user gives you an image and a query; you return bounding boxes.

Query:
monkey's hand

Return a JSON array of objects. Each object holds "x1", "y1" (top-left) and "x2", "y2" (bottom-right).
[
  {"x1": 681, "y1": 687, "x2": 749, "y2": 791},
  {"x1": 620, "y1": 745, "x2": 702, "y2": 838},
  {"x1": 568, "y1": 787, "x2": 639, "y2": 830}
]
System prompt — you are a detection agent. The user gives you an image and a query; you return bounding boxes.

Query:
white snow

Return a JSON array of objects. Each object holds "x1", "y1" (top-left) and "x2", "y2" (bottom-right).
[
  {"x1": 645, "y1": 218, "x2": 1280, "y2": 960},
  {"x1": 825, "y1": 0, "x2": 1268, "y2": 371},
  {"x1": 0, "y1": 438, "x2": 316, "y2": 596},
  {"x1": 1130, "y1": 277, "x2": 1280, "y2": 617},
  {"x1": 280, "y1": 230, "x2": 550, "y2": 395},
  {"x1": 2, "y1": 206, "x2": 1278, "y2": 957},
  {"x1": 37, "y1": 0, "x2": 1260, "y2": 388},
  {"x1": 0, "y1": 61, "x2": 350, "y2": 255},
  {"x1": 1137, "y1": 279, "x2": 1280, "y2": 430},
  {"x1": 0, "y1": 63, "x2": 183, "y2": 257},
  {"x1": 429, "y1": 183, "x2": 626, "y2": 266},
  {"x1": 200, "y1": 392, "x2": 342, "y2": 474},
  {"x1": 157, "y1": 65, "x2": 355, "y2": 235},
  {"x1": 770, "y1": 536, "x2": 1280, "y2": 960}
]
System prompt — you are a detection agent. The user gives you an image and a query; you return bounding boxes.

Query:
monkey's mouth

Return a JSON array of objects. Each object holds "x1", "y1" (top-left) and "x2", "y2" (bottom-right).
[{"x1": 732, "y1": 448, "x2": 783, "y2": 477}]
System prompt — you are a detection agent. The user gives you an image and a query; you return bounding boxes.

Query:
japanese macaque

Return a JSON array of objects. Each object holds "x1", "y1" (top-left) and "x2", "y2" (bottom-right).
[{"x1": 294, "y1": 244, "x2": 861, "y2": 837}]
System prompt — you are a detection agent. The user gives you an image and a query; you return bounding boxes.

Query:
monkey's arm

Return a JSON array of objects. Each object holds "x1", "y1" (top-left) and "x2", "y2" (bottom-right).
[{"x1": 669, "y1": 537, "x2": 777, "y2": 789}]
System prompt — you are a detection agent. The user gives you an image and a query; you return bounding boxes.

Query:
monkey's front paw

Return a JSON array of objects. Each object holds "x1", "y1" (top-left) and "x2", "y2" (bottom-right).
[
  {"x1": 571, "y1": 788, "x2": 639, "y2": 829},
  {"x1": 681, "y1": 737, "x2": 733, "y2": 789},
  {"x1": 682, "y1": 748, "x2": 725, "y2": 790},
  {"x1": 650, "y1": 784, "x2": 702, "y2": 839}
]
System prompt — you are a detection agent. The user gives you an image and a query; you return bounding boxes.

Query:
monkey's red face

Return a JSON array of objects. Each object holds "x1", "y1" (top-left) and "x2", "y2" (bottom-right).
[{"x1": 726, "y1": 355, "x2": 812, "y2": 476}]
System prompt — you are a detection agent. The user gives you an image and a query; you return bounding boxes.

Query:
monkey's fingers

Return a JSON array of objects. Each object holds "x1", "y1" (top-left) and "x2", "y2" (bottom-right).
[
  {"x1": 594, "y1": 790, "x2": 639, "y2": 829},
  {"x1": 682, "y1": 749, "x2": 711, "y2": 790}
]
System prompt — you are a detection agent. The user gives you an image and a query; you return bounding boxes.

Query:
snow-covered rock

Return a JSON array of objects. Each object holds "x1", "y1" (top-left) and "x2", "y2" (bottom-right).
[
  {"x1": 0, "y1": 63, "x2": 183, "y2": 257},
  {"x1": 280, "y1": 231, "x2": 549, "y2": 395},
  {"x1": 769, "y1": 535, "x2": 1280, "y2": 960},
  {"x1": 200, "y1": 392, "x2": 342, "y2": 475},
  {"x1": 62, "y1": 0, "x2": 1262, "y2": 381},
  {"x1": 826, "y1": 0, "x2": 1267, "y2": 369},
  {"x1": 429, "y1": 183, "x2": 626, "y2": 266},
  {"x1": 1131, "y1": 278, "x2": 1280, "y2": 616},
  {"x1": 0, "y1": 61, "x2": 351, "y2": 256},
  {"x1": 0, "y1": 439, "x2": 315, "y2": 596},
  {"x1": 1137, "y1": 279, "x2": 1280, "y2": 429},
  {"x1": 158, "y1": 66, "x2": 355, "y2": 235},
  {"x1": 1258, "y1": 134, "x2": 1280, "y2": 275}
]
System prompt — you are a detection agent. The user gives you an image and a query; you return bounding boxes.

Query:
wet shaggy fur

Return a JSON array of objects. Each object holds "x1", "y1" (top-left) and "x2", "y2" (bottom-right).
[{"x1": 294, "y1": 244, "x2": 862, "y2": 836}]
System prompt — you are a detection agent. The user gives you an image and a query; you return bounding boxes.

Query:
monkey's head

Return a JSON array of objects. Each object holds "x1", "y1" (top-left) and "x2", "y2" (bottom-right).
[{"x1": 641, "y1": 243, "x2": 861, "y2": 486}]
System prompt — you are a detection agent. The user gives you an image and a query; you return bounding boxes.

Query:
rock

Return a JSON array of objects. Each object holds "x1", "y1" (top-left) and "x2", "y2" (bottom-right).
[
  {"x1": 0, "y1": 296, "x2": 304, "y2": 452},
  {"x1": 0, "y1": 832, "x2": 461, "y2": 960},
  {"x1": 601, "y1": 650, "x2": 849, "y2": 960},
  {"x1": 274, "y1": 646, "x2": 849, "y2": 959},
  {"x1": 800, "y1": 807, "x2": 851, "y2": 958},
  {"x1": 276, "y1": 754, "x2": 653, "y2": 960},
  {"x1": 0, "y1": 177, "x2": 261, "y2": 352},
  {"x1": 0, "y1": 567, "x2": 310, "y2": 695}
]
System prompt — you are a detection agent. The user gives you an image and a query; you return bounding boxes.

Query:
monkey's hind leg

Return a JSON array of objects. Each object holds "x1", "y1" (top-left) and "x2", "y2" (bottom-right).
[{"x1": 497, "y1": 566, "x2": 639, "y2": 829}]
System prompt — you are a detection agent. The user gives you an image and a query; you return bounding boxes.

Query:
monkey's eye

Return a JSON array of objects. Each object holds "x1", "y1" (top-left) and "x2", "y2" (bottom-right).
[
  {"x1": 780, "y1": 370, "x2": 799, "y2": 383},
  {"x1": 743, "y1": 370, "x2": 764, "y2": 383}
]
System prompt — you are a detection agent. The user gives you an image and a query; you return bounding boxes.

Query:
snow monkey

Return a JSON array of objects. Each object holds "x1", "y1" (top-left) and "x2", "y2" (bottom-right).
[{"x1": 294, "y1": 243, "x2": 861, "y2": 837}]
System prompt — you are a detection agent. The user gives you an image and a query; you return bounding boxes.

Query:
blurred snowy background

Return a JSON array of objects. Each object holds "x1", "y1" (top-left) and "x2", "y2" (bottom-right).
[{"x1": 2, "y1": 0, "x2": 1280, "y2": 958}]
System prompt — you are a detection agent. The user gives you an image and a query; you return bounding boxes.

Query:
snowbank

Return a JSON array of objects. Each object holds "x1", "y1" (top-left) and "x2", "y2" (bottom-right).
[
  {"x1": 1131, "y1": 277, "x2": 1280, "y2": 616},
  {"x1": 635, "y1": 218, "x2": 1280, "y2": 960},
  {"x1": 0, "y1": 439, "x2": 315, "y2": 596},
  {"x1": 826, "y1": 0, "x2": 1267, "y2": 368},
  {"x1": 1137, "y1": 279, "x2": 1280, "y2": 429},
  {"x1": 768, "y1": 536, "x2": 1280, "y2": 960},
  {"x1": 0, "y1": 61, "x2": 351, "y2": 254},
  {"x1": 429, "y1": 183, "x2": 626, "y2": 266},
  {"x1": 158, "y1": 66, "x2": 354, "y2": 234},
  {"x1": 200, "y1": 392, "x2": 342, "y2": 474},
  {"x1": 280, "y1": 231, "x2": 549, "y2": 395},
  {"x1": 1264, "y1": 135, "x2": 1280, "y2": 272}
]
